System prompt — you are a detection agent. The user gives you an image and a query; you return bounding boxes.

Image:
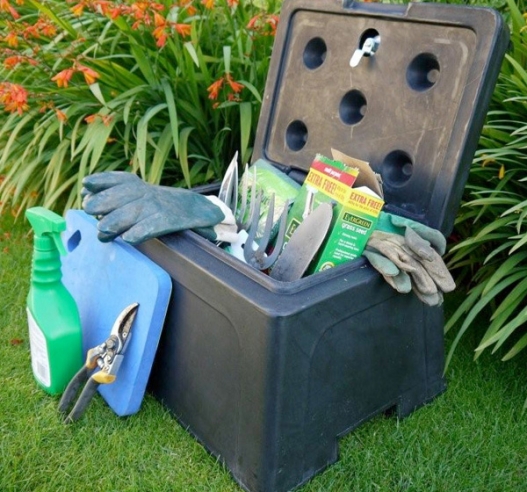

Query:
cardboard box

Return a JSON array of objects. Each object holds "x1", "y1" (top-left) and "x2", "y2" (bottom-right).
[{"x1": 283, "y1": 150, "x2": 384, "y2": 274}]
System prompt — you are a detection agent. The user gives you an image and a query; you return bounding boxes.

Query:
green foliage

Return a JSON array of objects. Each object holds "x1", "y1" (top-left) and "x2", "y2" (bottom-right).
[
  {"x1": 0, "y1": 0, "x2": 279, "y2": 213},
  {"x1": 446, "y1": 0, "x2": 527, "y2": 385}
]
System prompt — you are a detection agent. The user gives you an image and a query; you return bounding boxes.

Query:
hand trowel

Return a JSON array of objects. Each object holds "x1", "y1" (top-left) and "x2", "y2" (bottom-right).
[{"x1": 270, "y1": 202, "x2": 334, "y2": 282}]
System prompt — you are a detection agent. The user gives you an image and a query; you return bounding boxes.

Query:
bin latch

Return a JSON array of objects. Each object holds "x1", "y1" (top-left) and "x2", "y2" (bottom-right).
[{"x1": 350, "y1": 35, "x2": 380, "y2": 67}]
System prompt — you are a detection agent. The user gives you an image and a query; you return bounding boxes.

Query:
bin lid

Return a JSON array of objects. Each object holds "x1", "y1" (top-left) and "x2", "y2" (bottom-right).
[{"x1": 252, "y1": 0, "x2": 509, "y2": 234}]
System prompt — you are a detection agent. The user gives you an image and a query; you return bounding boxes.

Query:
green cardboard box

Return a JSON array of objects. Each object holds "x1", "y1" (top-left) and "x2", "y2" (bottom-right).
[{"x1": 283, "y1": 150, "x2": 384, "y2": 274}]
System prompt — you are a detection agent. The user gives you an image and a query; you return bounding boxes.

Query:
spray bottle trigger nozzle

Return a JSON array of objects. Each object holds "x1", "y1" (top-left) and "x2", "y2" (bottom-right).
[
  {"x1": 25, "y1": 207, "x2": 68, "y2": 255},
  {"x1": 51, "y1": 233, "x2": 67, "y2": 256}
]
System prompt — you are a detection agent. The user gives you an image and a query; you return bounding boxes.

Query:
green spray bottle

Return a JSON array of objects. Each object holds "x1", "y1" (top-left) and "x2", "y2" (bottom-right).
[{"x1": 26, "y1": 207, "x2": 83, "y2": 395}]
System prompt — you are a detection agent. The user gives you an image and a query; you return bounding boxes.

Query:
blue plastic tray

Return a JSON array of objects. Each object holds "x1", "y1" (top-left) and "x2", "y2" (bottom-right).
[{"x1": 62, "y1": 210, "x2": 171, "y2": 417}]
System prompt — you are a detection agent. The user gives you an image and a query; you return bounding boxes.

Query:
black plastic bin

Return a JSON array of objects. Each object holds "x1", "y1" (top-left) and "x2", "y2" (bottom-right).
[{"x1": 138, "y1": 2, "x2": 509, "y2": 491}]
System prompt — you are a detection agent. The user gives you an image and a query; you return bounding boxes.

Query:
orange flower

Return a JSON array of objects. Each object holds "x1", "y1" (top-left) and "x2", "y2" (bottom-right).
[
  {"x1": 37, "y1": 19, "x2": 57, "y2": 38},
  {"x1": 4, "y1": 54, "x2": 38, "y2": 69},
  {"x1": 152, "y1": 13, "x2": 168, "y2": 47},
  {"x1": 227, "y1": 0, "x2": 238, "y2": 7},
  {"x1": 0, "y1": 83, "x2": 29, "y2": 115},
  {"x1": 179, "y1": 0, "x2": 197, "y2": 15},
  {"x1": 51, "y1": 68, "x2": 75, "y2": 88},
  {"x1": 85, "y1": 112, "x2": 114, "y2": 126},
  {"x1": 56, "y1": 109, "x2": 67, "y2": 122},
  {"x1": 0, "y1": 0, "x2": 20, "y2": 19},
  {"x1": 201, "y1": 0, "x2": 214, "y2": 9},
  {"x1": 247, "y1": 15, "x2": 259, "y2": 30},
  {"x1": 130, "y1": 1, "x2": 150, "y2": 24},
  {"x1": 70, "y1": 2, "x2": 85, "y2": 16},
  {"x1": 22, "y1": 23, "x2": 39, "y2": 39},
  {"x1": 153, "y1": 11, "x2": 166, "y2": 27},
  {"x1": 207, "y1": 74, "x2": 244, "y2": 106},
  {"x1": 153, "y1": 26, "x2": 168, "y2": 47},
  {"x1": 4, "y1": 56, "x2": 23, "y2": 69},
  {"x1": 76, "y1": 63, "x2": 100, "y2": 85},
  {"x1": 266, "y1": 15, "x2": 279, "y2": 36},
  {"x1": 5, "y1": 31, "x2": 18, "y2": 47},
  {"x1": 207, "y1": 77, "x2": 223, "y2": 100},
  {"x1": 152, "y1": 2, "x2": 165, "y2": 10},
  {"x1": 156, "y1": 32, "x2": 168, "y2": 47},
  {"x1": 101, "y1": 114, "x2": 113, "y2": 126},
  {"x1": 93, "y1": 0, "x2": 112, "y2": 16},
  {"x1": 226, "y1": 74, "x2": 244, "y2": 93},
  {"x1": 108, "y1": 4, "x2": 123, "y2": 19},
  {"x1": 175, "y1": 23, "x2": 191, "y2": 37},
  {"x1": 227, "y1": 93, "x2": 241, "y2": 102},
  {"x1": 247, "y1": 13, "x2": 279, "y2": 36}
]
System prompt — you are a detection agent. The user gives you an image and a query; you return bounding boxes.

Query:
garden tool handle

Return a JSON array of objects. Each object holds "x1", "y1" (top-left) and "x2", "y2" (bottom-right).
[
  {"x1": 57, "y1": 366, "x2": 90, "y2": 415},
  {"x1": 63, "y1": 378, "x2": 101, "y2": 424}
]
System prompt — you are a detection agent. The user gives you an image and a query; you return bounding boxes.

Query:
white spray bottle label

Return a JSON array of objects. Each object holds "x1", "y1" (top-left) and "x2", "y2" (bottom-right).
[{"x1": 27, "y1": 308, "x2": 51, "y2": 387}]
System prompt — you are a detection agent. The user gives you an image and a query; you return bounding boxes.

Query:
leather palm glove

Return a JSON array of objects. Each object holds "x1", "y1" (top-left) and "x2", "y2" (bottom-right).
[
  {"x1": 363, "y1": 212, "x2": 455, "y2": 306},
  {"x1": 82, "y1": 172, "x2": 238, "y2": 244}
]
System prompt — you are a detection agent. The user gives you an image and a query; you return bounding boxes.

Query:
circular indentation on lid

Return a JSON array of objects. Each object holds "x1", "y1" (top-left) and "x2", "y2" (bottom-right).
[
  {"x1": 303, "y1": 37, "x2": 327, "y2": 70},
  {"x1": 339, "y1": 90, "x2": 367, "y2": 125},
  {"x1": 406, "y1": 53, "x2": 440, "y2": 92},
  {"x1": 285, "y1": 120, "x2": 308, "y2": 151},
  {"x1": 382, "y1": 150, "x2": 414, "y2": 186}
]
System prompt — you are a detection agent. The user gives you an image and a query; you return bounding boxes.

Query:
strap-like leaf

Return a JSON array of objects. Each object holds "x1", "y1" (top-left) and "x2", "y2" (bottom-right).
[
  {"x1": 502, "y1": 332, "x2": 527, "y2": 361},
  {"x1": 482, "y1": 252, "x2": 527, "y2": 296},
  {"x1": 239, "y1": 102, "x2": 252, "y2": 164},
  {"x1": 149, "y1": 124, "x2": 173, "y2": 185},
  {"x1": 184, "y1": 42, "x2": 200, "y2": 68},
  {"x1": 444, "y1": 283, "x2": 486, "y2": 371},
  {"x1": 135, "y1": 103, "x2": 168, "y2": 178},
  {"x1": 161, "y1": 79, "x2": 179, "y2": 157},
  {"x1": 178, "y1": 126, "x2": 195, "y2": 189}
]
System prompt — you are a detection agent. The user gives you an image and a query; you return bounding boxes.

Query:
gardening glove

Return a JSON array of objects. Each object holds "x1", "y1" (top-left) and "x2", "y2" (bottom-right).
[
  {"x1": 363, "y1": 212, "x2": 455, "y2": 306},
  {"x1": 376, "y1": 211, "x2": 447, "y2": 256},
  {"x1": 82, "y1": 171, "x2": 238, "y2": 245}
]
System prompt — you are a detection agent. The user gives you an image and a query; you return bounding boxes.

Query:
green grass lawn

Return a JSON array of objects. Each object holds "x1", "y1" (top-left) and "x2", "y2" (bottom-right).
[{"x1": 1, "y1": 210, "x2": 527, "y2": 492}]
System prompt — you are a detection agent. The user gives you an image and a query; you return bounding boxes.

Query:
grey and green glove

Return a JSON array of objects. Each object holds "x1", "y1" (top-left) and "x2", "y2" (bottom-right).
[
  {"x1": 82, "y1": 171, "x2": 238, "y2": 244},
  {"x1": 363, "y1": 212, "x2": 455, "y2": 306}
]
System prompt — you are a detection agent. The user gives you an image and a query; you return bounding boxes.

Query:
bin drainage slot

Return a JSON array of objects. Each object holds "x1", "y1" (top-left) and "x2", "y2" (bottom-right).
[
  {"x1": 340, "y1": 89, "x2": 367, "y2": 125},
  {"x1": 286, "y1": 120, "x2": 308, "y2": 151},
  {"x1": 303, "y1": 37, "x2": 327, "y2": 70},
  {"x1": 407, "y1": 53, "x2": 440, "y2": 91},
  {"x1": 350, "y1": 28, "x2": 380, "y2": 68},
  {"x1": 382, "y1": 150, "x2": 414, "y2": 187}
]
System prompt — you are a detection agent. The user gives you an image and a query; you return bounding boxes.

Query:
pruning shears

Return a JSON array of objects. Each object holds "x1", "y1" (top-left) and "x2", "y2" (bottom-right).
[{"x1": 58, "y1": 302, "x2": 139, "y2": 423}]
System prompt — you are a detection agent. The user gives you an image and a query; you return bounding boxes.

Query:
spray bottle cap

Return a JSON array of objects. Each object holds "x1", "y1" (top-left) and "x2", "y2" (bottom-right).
[{"x1": 25, "y1": 207, "x2": 67, "y2": 255}]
